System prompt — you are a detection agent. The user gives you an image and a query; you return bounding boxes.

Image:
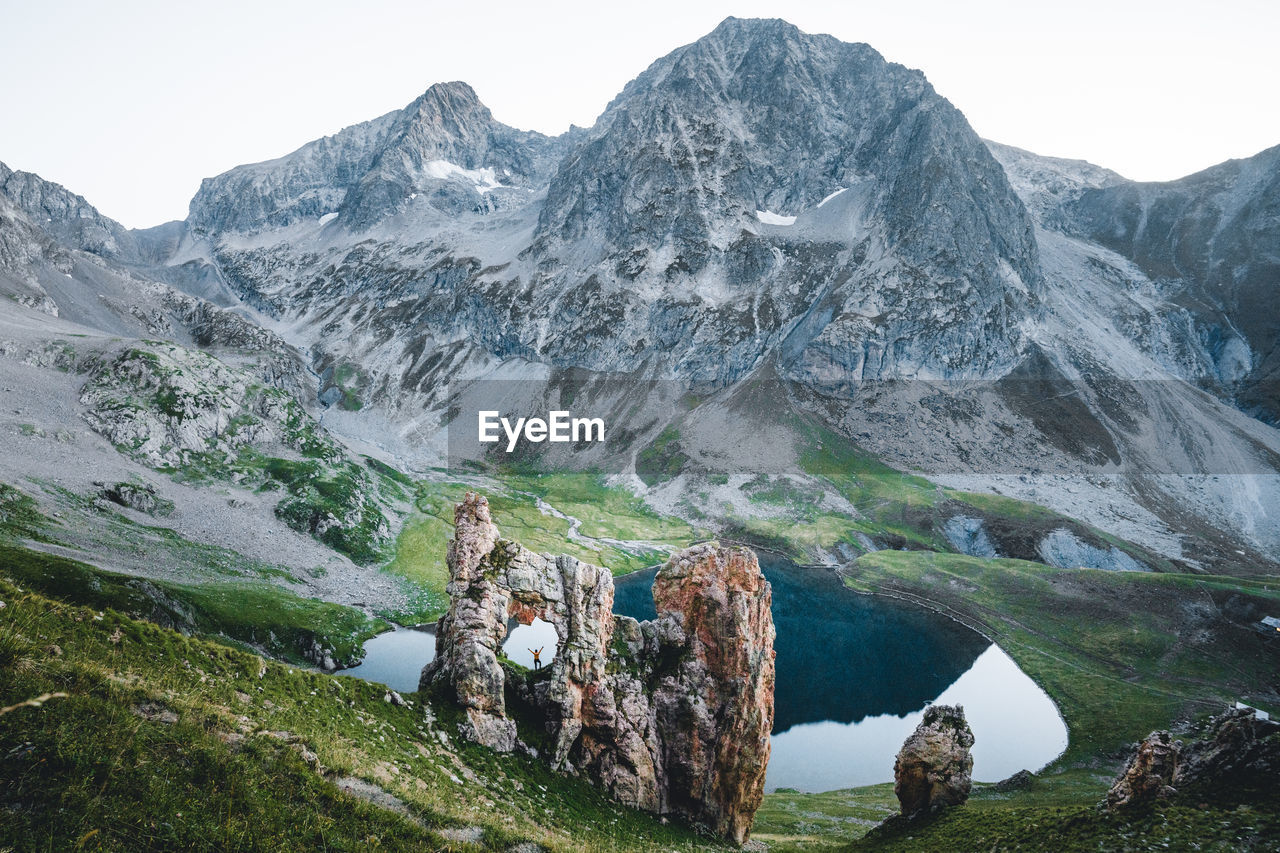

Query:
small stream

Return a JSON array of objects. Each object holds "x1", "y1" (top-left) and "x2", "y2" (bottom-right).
[{"x1": 343, "y1": 555, "x2": 1067, "y2": 792}]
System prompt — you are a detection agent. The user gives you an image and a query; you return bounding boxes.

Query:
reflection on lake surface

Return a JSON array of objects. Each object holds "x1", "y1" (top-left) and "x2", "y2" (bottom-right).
[
  {"x1": 765, "y1": 644, "x2": 1067, "y2": 791},
  {"x1": 346, "y1": 554, "x2": 1068, "y2": 792},
  {"x1": 337, "y1": 617, "x2": 559, "y2": 693},
  {"x1": 338, "y1": 625, "x2": 435, "y2": 694},
  {"x1": 615, "y1": 556, "x2": 1068, "y2": 792}
]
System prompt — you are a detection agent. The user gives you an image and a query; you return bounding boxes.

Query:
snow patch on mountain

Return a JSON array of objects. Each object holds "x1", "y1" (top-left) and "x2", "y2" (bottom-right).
[
  {"x1": 421, "y1": 160, "x2": 506, "y2": 193},
  {"x1": 755, "y1": 210, "x2": 796, "y2": 225}
]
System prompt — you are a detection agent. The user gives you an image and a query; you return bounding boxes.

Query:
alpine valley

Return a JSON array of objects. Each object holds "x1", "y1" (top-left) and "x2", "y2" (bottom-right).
[{"x1": 1, "y1": 17, "x2": 1278, "y2": 852}]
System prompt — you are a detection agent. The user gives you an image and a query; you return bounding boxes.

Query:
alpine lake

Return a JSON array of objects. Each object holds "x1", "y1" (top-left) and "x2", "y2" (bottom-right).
[{"x1": 341, "y1": 555, "x2": 1067, "y2": 792}]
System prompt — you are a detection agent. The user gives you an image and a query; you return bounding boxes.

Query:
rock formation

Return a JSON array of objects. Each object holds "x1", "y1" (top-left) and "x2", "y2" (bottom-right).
[
  {"x1": 1177, "y1": 706, "x2": 1280, "y2": 792},
  {"x1": 893, "y1": 704, "x2": 974, "y2": 818},
  {"x1": 422, "y1": 492, "x2": 775, "y2": 845},
  {"x1": 1105, "y1": 729, "x2": 1180, "y2": 809},
  {"x1": 96, "y1": 480, "x2": 174, "y2": 517},
  {"x1": 1106, "y1": 707, "x2": 1280, "y2": 810}
]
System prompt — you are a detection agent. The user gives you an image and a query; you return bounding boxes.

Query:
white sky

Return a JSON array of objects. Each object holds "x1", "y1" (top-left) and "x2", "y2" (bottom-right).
[{"x1": 2, "y1": 0, "x2": 1276, "y2": 229}]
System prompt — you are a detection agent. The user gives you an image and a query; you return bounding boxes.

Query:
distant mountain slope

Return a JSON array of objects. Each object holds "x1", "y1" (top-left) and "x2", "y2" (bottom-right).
[
  {"x1": 0, "y1": 161, "x2": 139, "y2": 261},
  {"x1": 2, "y1": 17, "x2": 1278, "y2": 573},
  {"x1": 1068, "y1": 145, "x2": 1280, "y2": 424},
  {"x1": 187, "y1": 81, "x2": 570, "y2": 232}
]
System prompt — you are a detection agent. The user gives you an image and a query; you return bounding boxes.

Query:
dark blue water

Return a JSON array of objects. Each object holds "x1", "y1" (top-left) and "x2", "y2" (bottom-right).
[{"x1": 613, "y1": 556, "x2": 1067, "y2": 791}]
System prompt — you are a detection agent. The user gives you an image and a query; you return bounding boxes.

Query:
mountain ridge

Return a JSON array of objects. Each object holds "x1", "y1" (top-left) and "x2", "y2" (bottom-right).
[{"x1": 2, "y1": 16, "x2": 1279, "y2": 573}]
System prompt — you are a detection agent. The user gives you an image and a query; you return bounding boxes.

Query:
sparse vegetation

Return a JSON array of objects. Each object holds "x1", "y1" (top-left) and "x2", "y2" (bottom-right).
[
  {"x1": 0, "y1": 574, "x2": 731, "y2": 852},
  {"x1": 0, "y1": 543, "x2": 384, "y2": 666},
  {"x1": 843, "y1": 550, "x2": 1280, "y2": 763},
  {"x1": 635, "y1": 426, "x2": 689, "y2": 486}
]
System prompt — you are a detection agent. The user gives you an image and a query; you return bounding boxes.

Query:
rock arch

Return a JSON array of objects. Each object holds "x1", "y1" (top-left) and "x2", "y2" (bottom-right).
[{"x1": 421, "y1": 492, "x2": 775, "y2": 845}]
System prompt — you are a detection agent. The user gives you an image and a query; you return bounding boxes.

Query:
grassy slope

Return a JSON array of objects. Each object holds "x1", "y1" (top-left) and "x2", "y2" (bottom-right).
[
  {"x1": 379, "y1": 473, "x2": 704, "y2": 624},
  {"x1": 697, "y1": 418, "x2": 940, "y2": 555},
  {"x1": 0, "y1": 544, "x2": 386, "y2": 667},
  {"x1": 0, "y1": 482, "x2": 386, "y2": 666},
  {"x1": 843, "y1": 551, "x2": 1280, "y2": 763},
  {"x1": 0, "y1": 573, "x2": 727, "y2": 853},
  {"x1": 750, "y1": 550, "x2": 1280, "y2": 852},
  {"x1": 845, "y1": 794, "x2": 1280, "y2": 853},
  {"x1": 754, "y1": 785, "x2": 899, "y2": 850},
  {"x1": 19, "y1": 480, "x2": 299, "y2": 584}
]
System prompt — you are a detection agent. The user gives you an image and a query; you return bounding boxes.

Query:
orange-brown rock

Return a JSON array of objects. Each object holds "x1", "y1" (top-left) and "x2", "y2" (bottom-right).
[
  {"x1": 894, "y1": 704, "x2": 974, "y2": 818},
  {"x1": 650, "y1": 543, "x2": 776, "y2": 844},
  {"x1": 422, "y1": 493, "x2": 775, "y2": 845},
  {"x1": 1105, "y1": 729, "x2": 1180, "y2": 809}
]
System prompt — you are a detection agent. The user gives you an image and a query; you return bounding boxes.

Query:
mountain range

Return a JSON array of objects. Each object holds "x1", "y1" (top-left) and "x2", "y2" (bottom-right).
[{"x1": 1, "y1": 15, "x2": 1278, "y2": 578}]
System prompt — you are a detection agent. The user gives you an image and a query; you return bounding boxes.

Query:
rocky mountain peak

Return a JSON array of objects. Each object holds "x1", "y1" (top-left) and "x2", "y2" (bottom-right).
[
  {"x1": 609, "y1": 17, "x2": 881, "y2": 106},
  {"x1": 0, "y1": 160, "x2": 136, "y2": 259},
  {"x1": 521, "y1": 18, "x2": 1040, "y2": 381},
  {"x1": 403, "y1": 80, "x2": 486, "y2": 123},
  {"x1": 375, "y1": 80, "x2": 499, "y2": 166},
  {"x1": 337, "y1": 79, "x2": 561, "y2": 225},
  {"x1": 188, "y1": 80, "x2": 564, "y2": 232}
]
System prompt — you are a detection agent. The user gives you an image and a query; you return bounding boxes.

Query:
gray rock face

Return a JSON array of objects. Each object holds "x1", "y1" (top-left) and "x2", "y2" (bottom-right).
[
  {"x1": 1177, "y1": 706, "x2": 1280, "y2": 794},
  {"x1": 1036, "y1": 528, "x2": 1149, "y2": 572},
  {"x1": 1068, "y1": 145, "x2": 1280, "y2": 423},
  {"x1": 985, "y1": 140, "x2": 1128, "y2": 229},
  {"x1": 893, "y1": 704, "x2": 974, "y2": 818},
  {"x1": 943, "y1": 515, "x2": 997, "y2": 558},
  {"x1": 78, "y1": 343, "x2": 305, "y2": 469},
  {"x1": 0, "y1": 189, "x2": 69, "y2": 315},
  {"x1": 187, "y1": 81, "x2": 568, "y2": 233},
  {"x1": 1106, "y1": 707, "x2": 1280, "y2": 810},
  {"x1": 0, "y1": 161, "x2": 138, "y2": 260},
  {"x1": 423, "y1": 492, "x2": 775, "y2": 845},
  {"x1": 528, "y1": 16, "x2": 1041, "y2": 383}
]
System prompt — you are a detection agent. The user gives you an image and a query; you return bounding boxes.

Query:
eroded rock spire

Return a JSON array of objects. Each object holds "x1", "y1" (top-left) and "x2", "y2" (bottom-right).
[{"x1": 422, "y1": 491, "x2": 775, "y2": 844}]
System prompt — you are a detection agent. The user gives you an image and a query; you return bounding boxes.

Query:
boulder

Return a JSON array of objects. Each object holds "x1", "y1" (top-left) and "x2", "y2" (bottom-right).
[
  {"x1": 894, "y1": 704, "x2": 975, "y2": 817},
  {"x1": 1107, "y1": 707, "x2": 1280, "y2": 810},
  {"x1": 1105, "y1": 730, "x2": 1180, "y2": 809},
  {"x1": 97, "y1": 480, "x2": 173, "y2": 517}
]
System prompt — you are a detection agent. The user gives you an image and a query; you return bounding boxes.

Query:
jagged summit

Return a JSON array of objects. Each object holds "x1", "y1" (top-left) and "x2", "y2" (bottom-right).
[
  {"x1": 381, "y1": 81, "x2": 498, "y2": 154},
  {"x1": 526, "y1": 15, "x2": 1040, "y2": 383},
  {"x1": 187, "y1": 79, "x2": 566, "y2": 232},
  {"x1": 4, "y1": 16, "x2": 1278, "y2": 569},
  {"x1": 607, "y1": 15, "x2": 890, "y2": 103},
  {"x1": 0, "y1": 160, "x2": 137, "y2": 260},
  {"x1": 409, "y1": 79, "x2": 483, "y2": 108}
]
